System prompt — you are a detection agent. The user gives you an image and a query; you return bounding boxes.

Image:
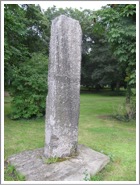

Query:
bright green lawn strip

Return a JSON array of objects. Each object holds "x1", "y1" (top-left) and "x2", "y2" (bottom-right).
[{"x1": 4, "y1": 92, "x2": 136, "y2": 181}]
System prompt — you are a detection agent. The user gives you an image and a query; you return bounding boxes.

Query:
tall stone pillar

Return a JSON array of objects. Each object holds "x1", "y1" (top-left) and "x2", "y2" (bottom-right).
[{"x1": 44, "y1": 15, "x2": 82, "y2": 158}]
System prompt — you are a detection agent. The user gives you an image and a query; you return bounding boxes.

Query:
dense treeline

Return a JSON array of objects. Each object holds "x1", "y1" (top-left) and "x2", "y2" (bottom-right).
[{"x1": 4, "y1": 4, "x2": 136, "y2": 119}]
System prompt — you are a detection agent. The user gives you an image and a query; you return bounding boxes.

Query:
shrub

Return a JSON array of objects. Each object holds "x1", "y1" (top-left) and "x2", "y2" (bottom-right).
[
  {"x1": 9, "y1": 52, "x2": 48, "y2": 119},
  {"x1": 113, "y1": 97, "x2": 136, "y2": 122}
]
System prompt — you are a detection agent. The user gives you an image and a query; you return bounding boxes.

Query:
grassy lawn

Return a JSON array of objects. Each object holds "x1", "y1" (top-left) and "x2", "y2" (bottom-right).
[{"x1": 4, "y1": 91, "x2": 136, "y2": 181}]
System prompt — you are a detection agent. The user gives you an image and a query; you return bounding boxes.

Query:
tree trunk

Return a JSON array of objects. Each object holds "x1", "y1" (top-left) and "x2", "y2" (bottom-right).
[
  {"x1": 126, "y1": 83, "x2": 132, "y2": 104},
  {"x1": 116, "y1": 81, "x2": 120, "y2": 92}
]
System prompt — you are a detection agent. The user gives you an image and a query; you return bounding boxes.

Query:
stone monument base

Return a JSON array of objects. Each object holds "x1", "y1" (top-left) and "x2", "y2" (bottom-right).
[{"x1": 7, "y1": 144, "x2": 110, "y2": 181}]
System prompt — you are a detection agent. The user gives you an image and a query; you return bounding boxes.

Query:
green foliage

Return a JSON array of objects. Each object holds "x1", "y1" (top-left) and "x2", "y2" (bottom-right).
[
  {"x1": 4, "y1": 4, "x2": 49, "y2": 89},
  {"x1": 42, "y1": 155, "x2": 73, "y2": 164},
  {"x1": 43, "y1": 156, "x2": 58, "y2": 164},
  {"x1": 42, "y1": 156, "x2": 69, "y2": 164},
  {"x1": 97, "y1": 4, "x2": 136, "y2": 88},
  {"x1": 113, "y1": 97, "x2": 136, "y2": 121},
  {"x1": 81, "y1": 43, "x2": 126, "y2": 90},
  {"x1": 23, "y1": 4, "x2": 50, "y2": 54},
  {"x1": 4, "y1": 4, "x2": 136, "y2": 119},
  {"x1": 44, "y1": 6, "x2": 125, "y2": 89},
  {"x1": 4, "y1": 4, "x2": 50, "y2": 119},
  {"x1": 4, "y1": 163, "x2": 25, "y2": 181},
  {"x1": 10, "y1": 53, "x2": 48, "y2": 119},
  {"x1": 4, "y1": 4, "x2": 29, "y2": 88}
]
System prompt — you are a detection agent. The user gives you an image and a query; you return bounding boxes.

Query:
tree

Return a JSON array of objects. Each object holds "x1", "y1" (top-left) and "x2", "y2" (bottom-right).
[
  {"x1": 5, "y1": 4, "x2": 135, "y2": 119},
  {"x1": 4, "y1": 4, "x2": 50, "y2": 89},
  {"x1": 44, "y1": 7, "x2": 122, "y2": 90},
  {"x1": 80, "y1": 28, "x2": 125, "y2": 91},
  {"x1": 10, "y1": 53, "x2": 48, "y2": 119},
  {"x1": 4, "y1": 4, "x2": 29, "y2": 88},
  {"x1": 22, "y1": 4, "x2": 50, "y2": 54},
  {"x1": 4, "y1": 4, "x2": 49, "y2": 119},
  {"x1": 97, "y1": 4, "x2": 136, "y2": 100}
]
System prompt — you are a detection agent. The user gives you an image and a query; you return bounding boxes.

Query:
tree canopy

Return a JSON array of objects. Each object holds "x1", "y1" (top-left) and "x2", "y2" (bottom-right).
[{"x1": 4, "y1": 4, "x2": 136, "y2": 119}]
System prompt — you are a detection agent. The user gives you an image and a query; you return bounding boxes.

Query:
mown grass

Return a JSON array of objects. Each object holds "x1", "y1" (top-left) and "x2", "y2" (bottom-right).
[
  {"x1": 78, "y1": 93, "x2": 136, "y2": 181},
  {"x1": 4, "y1": 91, "x2": 136, "y2": 181}
]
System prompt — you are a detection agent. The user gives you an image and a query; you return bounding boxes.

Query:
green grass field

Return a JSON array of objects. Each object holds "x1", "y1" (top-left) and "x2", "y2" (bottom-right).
[{"x1": 4, "y1": 91, "x2": 136, "y2": 181}]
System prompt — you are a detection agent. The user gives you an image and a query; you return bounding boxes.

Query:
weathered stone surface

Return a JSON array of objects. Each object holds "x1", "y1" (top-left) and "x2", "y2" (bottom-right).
[
  {"x1": 8, "y1": 144, "x2": 110, "y2": 181},
  {"x1": 44, "y1": 15, "x2": 82, "y2": 158}
]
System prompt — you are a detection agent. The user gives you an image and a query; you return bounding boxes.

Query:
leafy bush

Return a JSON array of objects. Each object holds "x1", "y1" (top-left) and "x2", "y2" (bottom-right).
[
  {"x1": 10, "y1": 53, "x2": 48, "y2": 119},
  {"x1": 113, "y1": 97, "x2": 136, "y2": 122}
]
